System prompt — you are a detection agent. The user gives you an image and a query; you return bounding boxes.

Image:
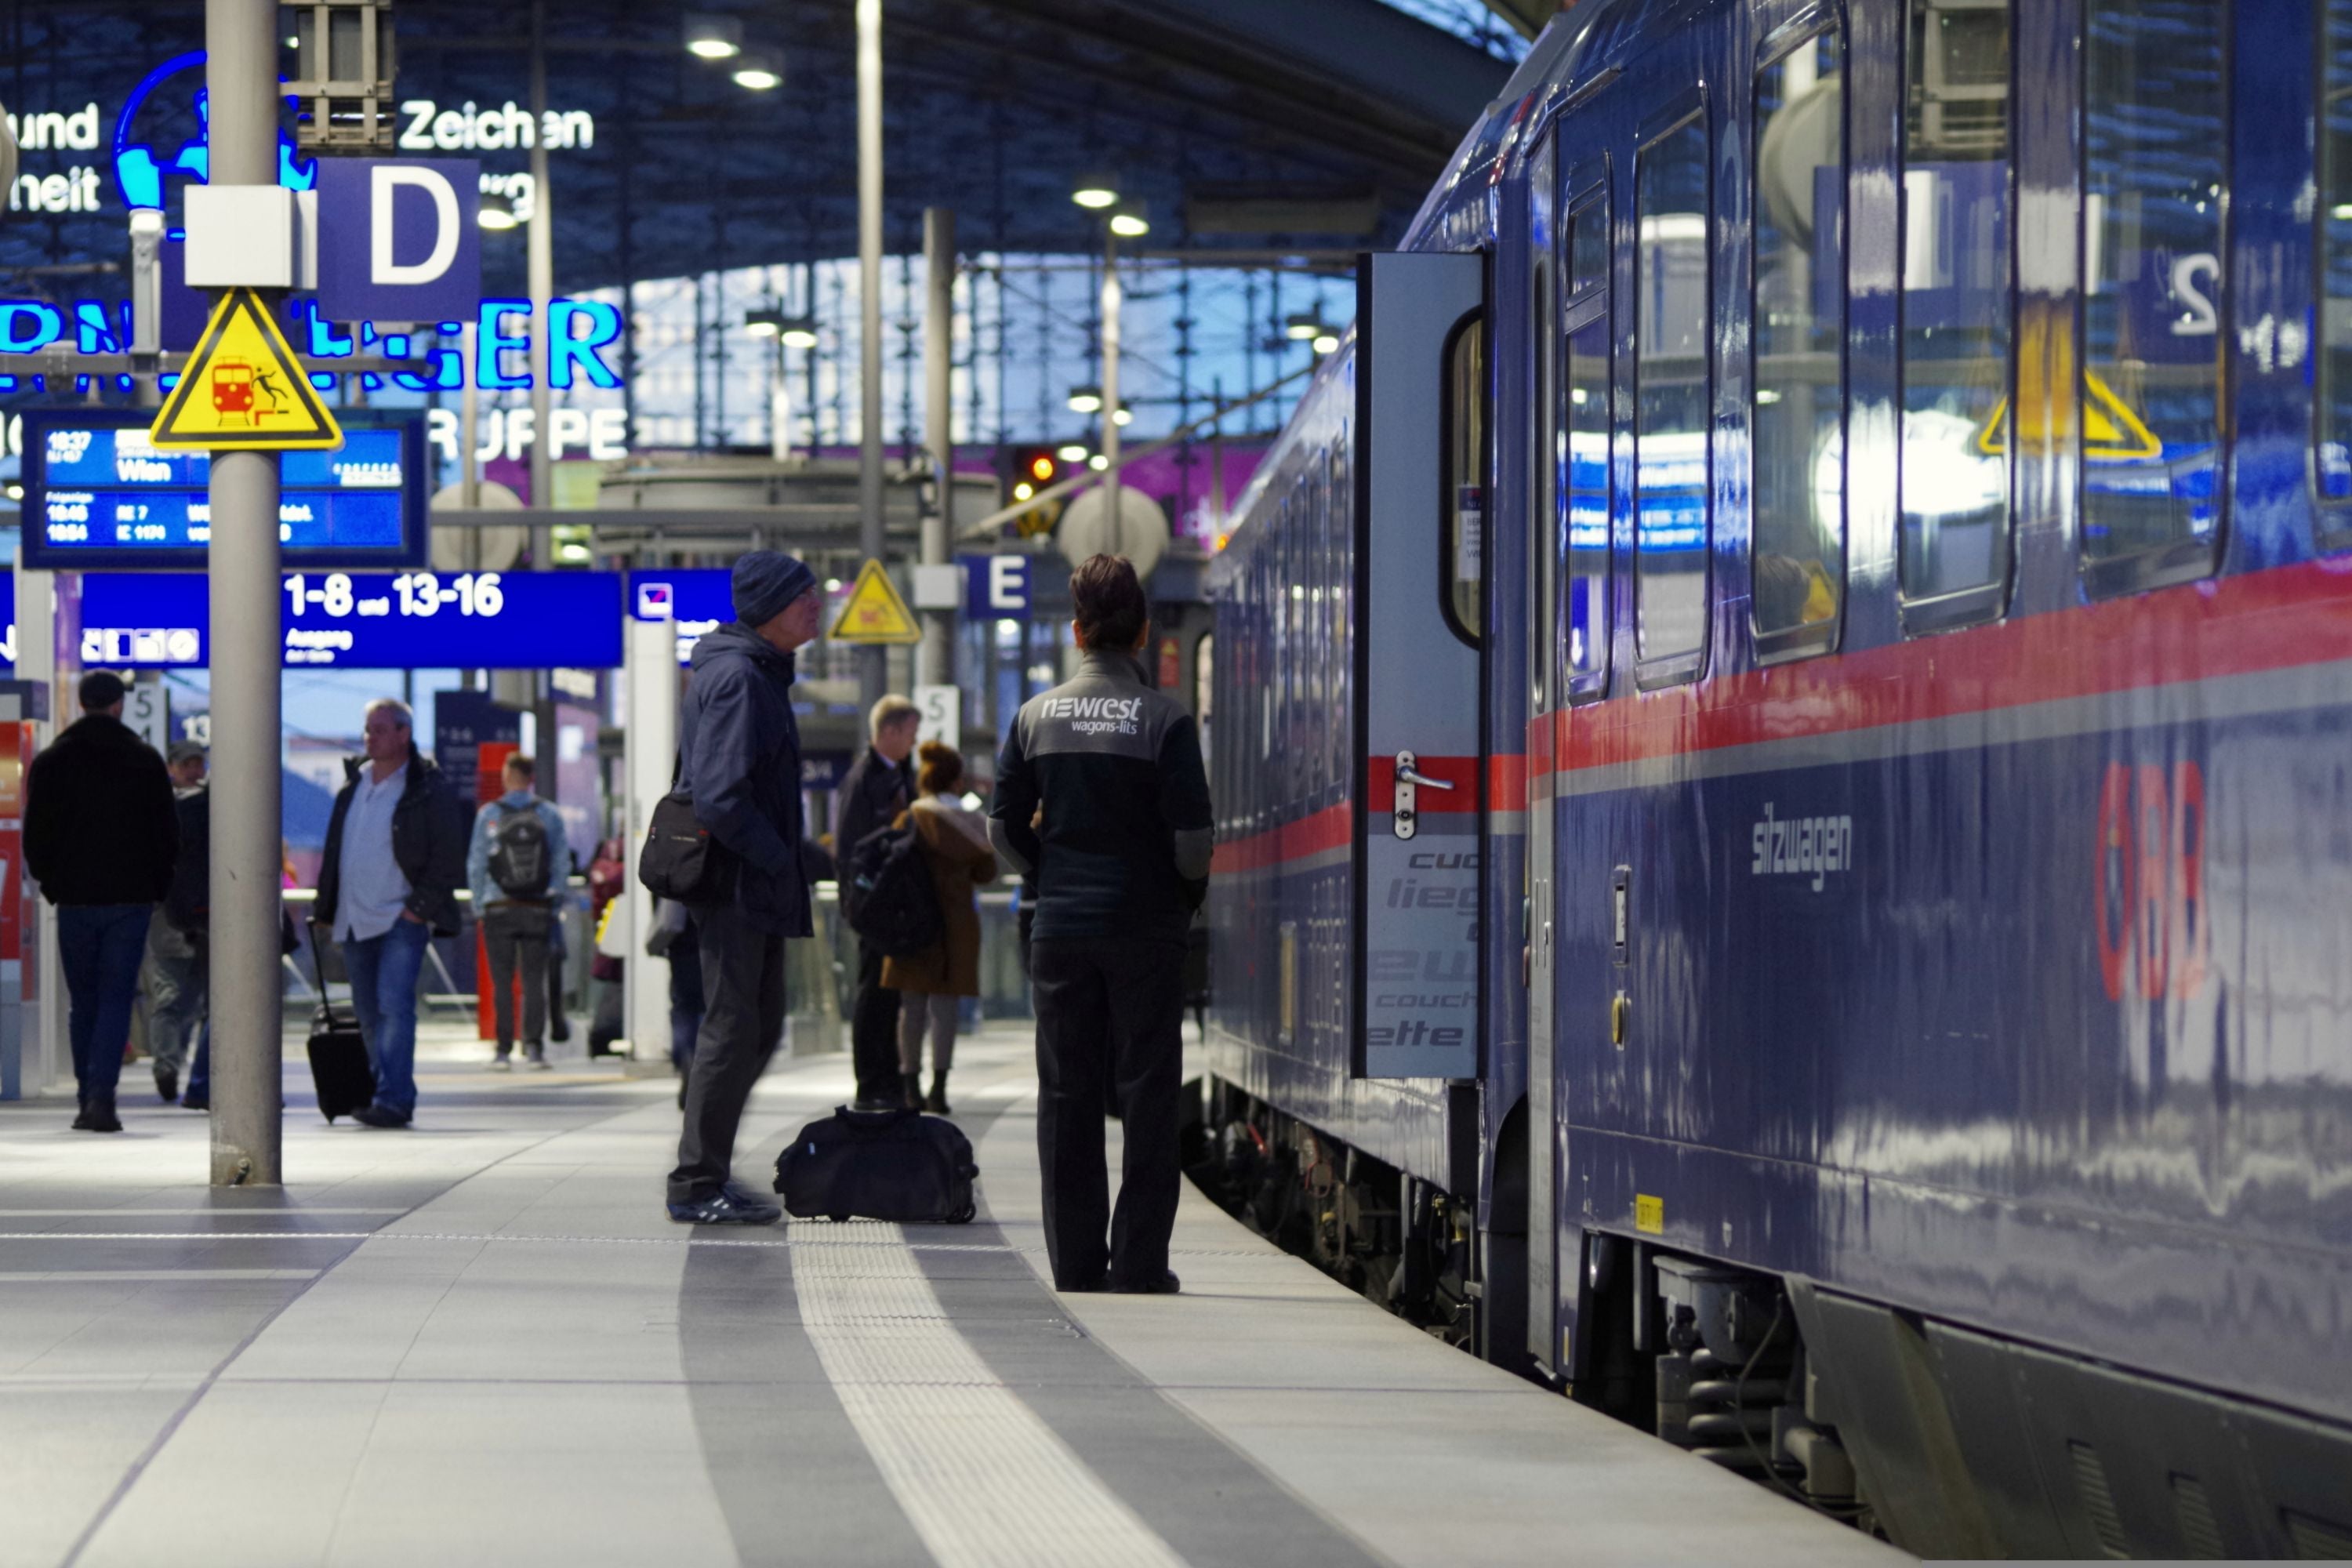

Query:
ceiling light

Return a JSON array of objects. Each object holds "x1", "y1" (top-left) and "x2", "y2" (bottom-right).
[
  {"x1": 4, "y1": 483, "x2": 20, "y2": 501},
  {"x1": 1285, "y1": 313, "x2": 1322, "y2": 342},
  {"x1": 1067, "y1": 385, "x2": 1102, "y2": 414},
  {"x1": 1108, "y1": 204, "x2": 1149, "y2": 239},
  {"x1": 1312, "y1": 332, "x2": 1340, "y2": 355},
  {"x1": 1112, "y1": 406, "x2": 1133, "y2": 426},
  {"x1": 684, "y1": 13, "x2": 742, "y2": 58},
  {"x1": 1013, "y1": 481, "x2": 1034, "y2": 501},
  {"x1": 732, "y1": 52, "x2": 782, "y2": 90},
  {"x1": 779, "y1": 321, "x2": 819, "y2": 350},
  {"x1": 1088, "y1": 454, "x2": 1109, "y2": 471},
  {"x1": 744, "y1": 307, "x2": 785, "y2": 338},
  {"x1": 477, "y1": 191, "x2": 518, "y2": 230},
  {"x1": 1072, "y1": 171, "x2": 1120, "y2": 210},
  {"x1": 1057, "y1": 443, "x2": 1090, "y2": 463}
]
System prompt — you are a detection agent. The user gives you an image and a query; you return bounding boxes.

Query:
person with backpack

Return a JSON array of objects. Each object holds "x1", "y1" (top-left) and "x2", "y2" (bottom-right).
[
  {"x1": 835, "y1": 694, "x2": 919, "y2": 1109},
  {"x1": 466, "y1": 753, "x2": 571, "y2": 1069},
  {"x1": 880, "y1": 741, "x2": 997, "y2": 1113}
]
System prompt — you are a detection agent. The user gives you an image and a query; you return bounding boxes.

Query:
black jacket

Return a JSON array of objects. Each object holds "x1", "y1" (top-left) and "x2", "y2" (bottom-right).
[
  {"x1": 834, "y1": 745, "x2": 913, "y2": 862},
  {"x1": 314, "y1": 743, "x2": 469, "y2": 937},
  {"x1": 990, "y1": 651, "x2": 1213, "y2": 947},
  {"x1": 24, "y1": 713, "x2": 178, "y2": 906},
  {"x1": 682, "y1": 620, "x2": 812, "y2": 937},
  {"x1": 164, "y1": 785, "x2": 209, "y2": 932}
]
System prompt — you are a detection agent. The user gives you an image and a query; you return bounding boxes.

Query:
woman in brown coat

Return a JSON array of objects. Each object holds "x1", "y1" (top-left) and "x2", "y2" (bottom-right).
[{"x1": 880, "y1": 741, "x2": 997, "y2": 1112}]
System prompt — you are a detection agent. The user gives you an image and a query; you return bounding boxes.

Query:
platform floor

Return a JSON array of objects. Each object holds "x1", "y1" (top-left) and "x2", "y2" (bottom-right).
[{"x1": 0, "y1": 1022, "x2": 1906, "y2": 1568}]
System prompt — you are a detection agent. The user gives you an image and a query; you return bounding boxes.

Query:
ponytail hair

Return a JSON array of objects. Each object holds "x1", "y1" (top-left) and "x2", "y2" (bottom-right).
[{"x1": 916, "y1": 739, "x2": 964, "y2": 795}]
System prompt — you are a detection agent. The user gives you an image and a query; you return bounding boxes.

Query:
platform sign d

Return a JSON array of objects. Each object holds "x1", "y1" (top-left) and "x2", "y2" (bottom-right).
[
  {"x1": 829, "y1": 560, "x2": 923, "y2": 645},
  {"x1": 314, "y1": 158, "x2": 482, "y2": 325},
  {"x1": 150, "y1": 288, "x2": 342, "y2": 451}
]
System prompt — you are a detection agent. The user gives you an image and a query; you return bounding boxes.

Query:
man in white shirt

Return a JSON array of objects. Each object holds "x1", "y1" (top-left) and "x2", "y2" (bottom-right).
[{"x1": 313, "y1": 699, "x2": 466, "y2": 1128}]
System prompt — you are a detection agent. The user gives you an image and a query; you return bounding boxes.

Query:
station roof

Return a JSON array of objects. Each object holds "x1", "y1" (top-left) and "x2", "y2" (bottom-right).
[{"x1": 0, "y1": 0, "x2": 1518, "y2": 295}]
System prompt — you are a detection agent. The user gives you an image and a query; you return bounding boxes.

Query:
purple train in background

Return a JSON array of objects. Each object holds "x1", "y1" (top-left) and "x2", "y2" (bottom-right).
[{"x1": 1197, "y1": 0, "x2": 2352, "y2": 1555}]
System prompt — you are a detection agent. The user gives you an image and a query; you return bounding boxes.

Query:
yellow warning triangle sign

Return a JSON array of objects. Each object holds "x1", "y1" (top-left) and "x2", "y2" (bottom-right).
[
  {"x1": 828, "y1": 559, "x2": 923, "y2": 645},
  {"x1": 1974, "y1": 370, "x2": 2160, "y2": 462},
  {"x1": 151, "y1": 287, "x2": 343, "y2": 452}
]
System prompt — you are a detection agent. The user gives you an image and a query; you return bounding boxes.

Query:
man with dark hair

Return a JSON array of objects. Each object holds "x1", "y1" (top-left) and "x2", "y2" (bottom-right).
[
  {"x1": 990, "y1": 554, "x2": 1214, "y2": 1294},
  {"x1": 151, "y1": 739, "x2": 210, "y2": 1107},
  {"x1": 315, "y1": 697, "x2": 468, "y2": 1129},
  {"x1": 25, "y1": 671, "x2": 180, "y2": 1131},
  {"x1": 466, "y1": 753, "x2": 570, "y2": 1069},
  {"x1": 666, "y1": 550, "x2": 822, "y2": 1225},
  {"x1": 835, "y1": 692, "x2": 920, "y2": 1108}
]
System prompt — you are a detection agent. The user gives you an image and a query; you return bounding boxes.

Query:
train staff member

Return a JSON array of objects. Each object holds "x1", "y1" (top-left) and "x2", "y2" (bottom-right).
[
  {"x1": 990, "y1": 554, "x2": 1214, "y2": 1294},
  {"x1": 836, "y1": 693, "x2": 920, "y2": 1109},
  {"x1": 664, "y1": 550, "x2": 822, "y2": 1226}
]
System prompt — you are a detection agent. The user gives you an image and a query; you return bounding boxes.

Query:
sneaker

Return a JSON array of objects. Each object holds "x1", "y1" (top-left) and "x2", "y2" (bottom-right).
[
  {"x1": 489, "y1": 1054, "x2": 513, "y2": 1073},
  {"x1": 1111, "y1": 1269, "x2": 1181, "y2": 1296},
  {"x1": 526, "y1": 1053, "x2": 552, "y2": 1072},
  {"x1": 351, "y1": 1105, "x2": 411, "y2": 1130},
  {"x1": 666, "y1": 1184, "x2": 782, "y2": 1225},
  {"x1": 155, "y1": 1065, "x2": 179, "y2": 1104}
]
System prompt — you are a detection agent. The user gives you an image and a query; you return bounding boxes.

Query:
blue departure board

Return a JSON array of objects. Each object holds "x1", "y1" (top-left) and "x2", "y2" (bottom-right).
[
  {"x1": 627, "y1": 568, "x2": 735, "y2": 665},
  {"x1": 79, "y1": 571, "x2": 622, "y2": 670},
  {"x1": 20, "y1": 408, "x2": 428, "y2": 571}
]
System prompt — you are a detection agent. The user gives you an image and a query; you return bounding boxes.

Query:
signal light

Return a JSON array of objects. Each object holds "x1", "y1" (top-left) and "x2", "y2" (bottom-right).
[{"x1": 1029, "y1": 453, "x2": 1055, "y2": 483}]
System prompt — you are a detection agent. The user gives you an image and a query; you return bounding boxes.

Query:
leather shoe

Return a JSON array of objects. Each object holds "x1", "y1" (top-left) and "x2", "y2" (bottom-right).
[
  {"x1": 351, "y1": 1105, "x2": 410, "y2": 1129},
  {"x1": 1057, "y1": 1274, "x2": 1109, "y2": 1294},
  {"x1": 155, "y1": 1065, "x2": 179, "y2": 1103},
  {"x1": 1112, "y1": 1269, "x2": 1181, "y2": 1295},
  {"x1": 75, "y1": 1103, "x2": 122, "y2": 1134},
  {"x1": 180, "y1": 1091, "x2": 208, "y2": 1111},
  {"x1": 668, "y1": 1185, "x2": 782, "y2": 1225}
]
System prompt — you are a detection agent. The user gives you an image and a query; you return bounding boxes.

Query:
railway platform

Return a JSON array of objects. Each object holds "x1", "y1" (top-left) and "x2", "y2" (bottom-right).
[{"x1": 0, "y1": 1024, "x2": 1903, "y2": 1568}]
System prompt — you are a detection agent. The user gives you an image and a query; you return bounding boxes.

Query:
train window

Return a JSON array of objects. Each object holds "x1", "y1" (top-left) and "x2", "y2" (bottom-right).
[
  {"x1": 2320, "y1": 0, "x2": 2352, "y2": 532},
  {"x1": 2080, "y1": 0, "x2": 2226, "y2": 590},
  {"x1": 1635, "y1": 109, "x2": 1711, "y2": 675},
  {"x1": 1899, "y1": 0, "x2": 2013, "y2": 622},
  {"x1": 1564, "y1": 179, "x2": 1612, "y2": 696},
  {"x1": 1327, "y1": 442, "x2": 1350, "y2": 788},
  {"x1": 1443, "y1": 316, "x2": 1487, "y2": 644},
  {"x1": 1570, "y1": 189, "x2": 1610, "y2": 302},
  {"x1": 1752, "y1": 28, "x2": 1846, "y2": 652}
]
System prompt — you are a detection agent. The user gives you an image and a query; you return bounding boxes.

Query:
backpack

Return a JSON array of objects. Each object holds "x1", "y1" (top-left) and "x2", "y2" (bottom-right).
[
  {"x1": 487, "y1": 801, "x2": 553, "y2": 899},
  {"x1": 842, "y1": 818, "x2": 943, "y2": 957}
]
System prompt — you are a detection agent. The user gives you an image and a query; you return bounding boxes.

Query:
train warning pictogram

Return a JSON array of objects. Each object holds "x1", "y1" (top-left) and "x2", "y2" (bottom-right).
[{"x1": 150, "y1": 288, "x2": 343, "y2": 452}]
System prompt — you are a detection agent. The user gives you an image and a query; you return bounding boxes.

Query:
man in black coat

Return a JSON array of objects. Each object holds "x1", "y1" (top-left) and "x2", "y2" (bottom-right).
[
  {"x1": 666, "y1": 550, "x2": 822, "y2": 1225},
  {"x1": 834, "y1": 692, "x2": 919, "y2": 1108},
  {"x1": 314, "y1": 699, "x2": 467, "y2": 1128},
  {"x1": 25, "y1": 671, "x2": 179, "y2": 1131}
]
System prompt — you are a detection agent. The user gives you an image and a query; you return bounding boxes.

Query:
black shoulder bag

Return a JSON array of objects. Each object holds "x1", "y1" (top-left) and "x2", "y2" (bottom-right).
[{"x1": 636, "y1": 756, "x2": 739, "y2": 904}]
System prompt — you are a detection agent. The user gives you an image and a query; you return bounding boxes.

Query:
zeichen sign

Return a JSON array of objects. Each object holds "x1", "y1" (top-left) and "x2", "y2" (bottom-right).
[{"x1": 150, "y1": 288, "x2": 342, "y2": 451}]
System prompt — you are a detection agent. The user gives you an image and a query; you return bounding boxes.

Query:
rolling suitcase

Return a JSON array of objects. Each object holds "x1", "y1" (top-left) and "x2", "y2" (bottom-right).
[
  {"x1": 773, "y1": 1106, "x2": 978, "y2": 1223},
  {"x1": 305, "y1": 926, "x2": 376, "y2": 1123}
]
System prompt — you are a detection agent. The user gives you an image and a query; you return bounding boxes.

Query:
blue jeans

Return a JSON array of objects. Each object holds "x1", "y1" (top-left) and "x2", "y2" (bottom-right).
[
  {"x1": 340, "y1": 918, "x2": 430, "y2": 1120},
  {"x1": 59, "y1": 904, "x2": 154, "y2": 1105}
]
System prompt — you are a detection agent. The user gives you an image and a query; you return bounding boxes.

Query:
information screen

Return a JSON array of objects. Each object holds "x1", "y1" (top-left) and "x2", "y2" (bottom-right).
[
  {"x1": 21, "y1": 408, "x2": 429, "y2": 571},
  {"x1": 79, "y1": 570, "x2": 622, "y2": 670}
]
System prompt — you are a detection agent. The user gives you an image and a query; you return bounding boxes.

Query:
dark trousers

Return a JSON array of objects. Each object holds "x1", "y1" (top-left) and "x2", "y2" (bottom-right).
[
  {"x1": 1030, "y1": 936, "x2": 1185, "y2": 1290},
  {"x1": 667, "y1": 903, "x2": 786, "y2": 1203},
  {"x1": 481, "y1": 904, "x2": 552, "y2": 1054},
  {"x1": 850, "y1": 938, "x2": 902, "y2": 1100},
  {"x1": 59, "y1": 903, "x2": 153, "y2": 1108}
]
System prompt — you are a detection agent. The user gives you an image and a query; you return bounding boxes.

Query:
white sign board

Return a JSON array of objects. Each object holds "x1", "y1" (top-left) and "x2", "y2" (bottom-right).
[
  {"x1": 122, "y1": 681, "x2": 169, "y2": 757},
  {"x1": 914, "y1": 684, "x2": 960, "y2": 749}
]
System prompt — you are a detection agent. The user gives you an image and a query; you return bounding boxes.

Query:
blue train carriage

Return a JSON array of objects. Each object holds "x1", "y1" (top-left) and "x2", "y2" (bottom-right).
[{"x1": 1203, "y1": 0, "x2": 2352, "y2": 1555}]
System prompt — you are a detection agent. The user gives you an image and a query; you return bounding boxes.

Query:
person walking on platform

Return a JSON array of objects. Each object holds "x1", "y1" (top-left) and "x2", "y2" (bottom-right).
[
  {"x1": 990, "y1": 555, "x2": 1214, "y2": 1294},
  {"x1": 152, "y1": 740, "x2": 210, "y2": 1107},
  {"x1": 665, "y1": 550, "x2": 822, "y2": 1226},
  {"x1": 466, "y1": 753, "x2": 570, "y2": 1070},
  {"x1": 881, "y1": 741, "x2": 998, "y2": 1114},
  {"x1": 314, "y1": 698, "x2": 466, "y2": 1130},
  {"x1": 837, "y1": 693, "x2": 919, "y2": 1109},
  {"x1": 24, "y1": 672, "x2": 179, "y2": 1133}
]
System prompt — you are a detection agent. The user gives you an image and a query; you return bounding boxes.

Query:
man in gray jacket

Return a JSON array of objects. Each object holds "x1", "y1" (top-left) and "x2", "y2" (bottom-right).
[{"x1": 990, "y1": 554, "x2": 1213, "y2": 1294}]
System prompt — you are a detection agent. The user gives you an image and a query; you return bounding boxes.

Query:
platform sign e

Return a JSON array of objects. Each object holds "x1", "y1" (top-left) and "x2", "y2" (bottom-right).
[{"x1": 962, "y1": 554, "x2": 1031, "y2": 617}]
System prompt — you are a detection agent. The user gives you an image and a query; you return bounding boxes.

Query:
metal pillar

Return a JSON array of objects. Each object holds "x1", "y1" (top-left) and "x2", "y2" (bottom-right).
[
  {"x1": 205, "y1": 0, "x2": 283, "y2": 1187},
  {"x1": 920, "y1": 208, "x2": 954, "y2": 689},
  {"x1": 1101, "y1": 229, "x2": 1122, "y2": 554},
  {"x1": 527, "y1": 0, "x2": 554, "y2": 551},
  {"x1": 459, "y1": 321, "x2": 481, "y2": 506},
  {"x1": 855, "y1": 0, "x2": 886, "y2": 709}
]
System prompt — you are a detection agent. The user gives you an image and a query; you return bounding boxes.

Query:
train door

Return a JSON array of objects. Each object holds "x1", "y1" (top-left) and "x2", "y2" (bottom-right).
[
  {"x1": 1523, "y1": 127, "x2": 1565, "y2": 1372},
  {"x1": 1352, "y1": 252, "x2": 1486, "y2": 1081}
]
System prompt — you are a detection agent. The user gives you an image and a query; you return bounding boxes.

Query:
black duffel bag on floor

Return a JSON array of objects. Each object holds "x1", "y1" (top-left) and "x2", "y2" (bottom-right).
[{"x1": 774, "y1": 1105, "x2": 978, "y2": 1224}]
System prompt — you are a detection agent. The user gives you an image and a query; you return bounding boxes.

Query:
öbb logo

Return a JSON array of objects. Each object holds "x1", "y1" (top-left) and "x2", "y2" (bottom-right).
[{"x1": 2095, "y1": 761, "x2": 2209, "y2": 1003}]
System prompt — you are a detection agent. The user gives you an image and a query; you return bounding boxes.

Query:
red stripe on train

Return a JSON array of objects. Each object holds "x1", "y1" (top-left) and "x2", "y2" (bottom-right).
[
  {"x1": 1212, "y1": 801, "x2": 1352, "y2": 874},
  {"x1": 1548, "y1": 556, "x2": 2352, "y2": 775}
]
